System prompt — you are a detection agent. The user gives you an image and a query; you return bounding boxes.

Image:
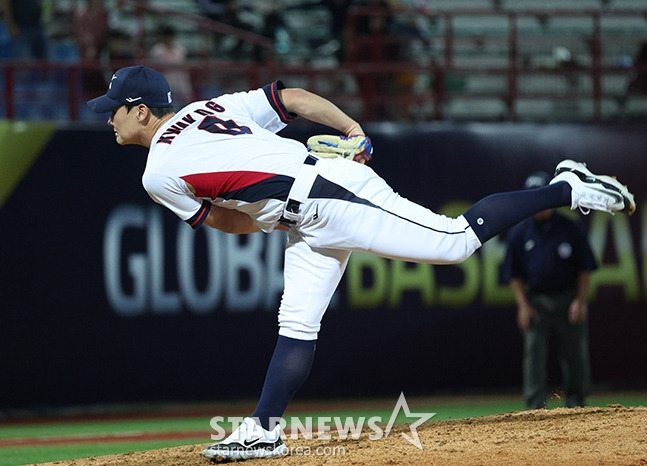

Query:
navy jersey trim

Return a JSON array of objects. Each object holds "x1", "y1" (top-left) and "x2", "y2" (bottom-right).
[
  {"x1": 263, "y1": 81, "x2": 295, "y2": 123},
  {"x1": 186, "y1": 199, "x2": 211, "y2": 229},
  {"x1": 221, "y1": 174, "x2": 293, "y2": 203},
  {"x1": 308, "y1": 176, "x2": 466, "y2": 235}
]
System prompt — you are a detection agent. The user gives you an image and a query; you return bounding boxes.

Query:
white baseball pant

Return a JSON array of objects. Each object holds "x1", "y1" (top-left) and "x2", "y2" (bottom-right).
[{"x1": 278, "y1": 157, "x2": 482, "y2": 340}]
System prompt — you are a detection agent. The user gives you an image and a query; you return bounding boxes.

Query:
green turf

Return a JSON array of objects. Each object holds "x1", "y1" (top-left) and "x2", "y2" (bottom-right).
[
  {"x1": 0, "y1": 439, "x2": 204, "y2": 466},
  {"x1": 0, "y1": 417, "x2": 210, "y2": 439},
  {"x1": 1, "y1": 392, "x2": 645, "y2": 465}
]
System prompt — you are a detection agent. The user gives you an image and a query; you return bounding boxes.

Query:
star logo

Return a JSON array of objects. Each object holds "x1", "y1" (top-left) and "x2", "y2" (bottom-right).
[{"x1": 383, "y1": 392, "x2": 435, "y2": 450}]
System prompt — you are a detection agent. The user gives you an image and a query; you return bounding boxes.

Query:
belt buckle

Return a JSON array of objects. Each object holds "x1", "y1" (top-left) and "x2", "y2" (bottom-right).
[
  {"x1": 286, "y1": 199, "x2": 301, "y2": 214},
  {"x1": 280, "y1": 199, "x2": 302, "y2": 228}
]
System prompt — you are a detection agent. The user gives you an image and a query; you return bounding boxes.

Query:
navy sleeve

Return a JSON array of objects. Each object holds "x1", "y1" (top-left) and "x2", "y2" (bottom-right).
[
  {"x1": 262, "y1": 80, "x2": 296, "y2": 123},
  {"x1": 185, "y1": 200, "x2": 211, "y2": 229}
]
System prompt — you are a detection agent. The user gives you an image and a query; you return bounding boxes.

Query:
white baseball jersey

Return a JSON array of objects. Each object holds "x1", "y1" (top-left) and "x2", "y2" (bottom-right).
[
  {"x1": 141, "y1": 81, "x2": 481, "y2": 341},
  {"x1": 143, "y1": 81, "x2": 307, "y2": 232}
]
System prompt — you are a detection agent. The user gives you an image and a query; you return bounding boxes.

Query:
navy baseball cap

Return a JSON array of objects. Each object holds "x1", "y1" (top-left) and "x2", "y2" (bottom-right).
[
  {"x1": 87, "y1": 66, "x2": 173, "y2": 113},
  {"x1": 524, "y1": 171, "x2": 551, "y2": 189}
]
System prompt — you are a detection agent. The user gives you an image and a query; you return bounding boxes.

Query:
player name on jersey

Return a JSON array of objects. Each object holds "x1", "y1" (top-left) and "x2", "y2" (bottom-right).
[{"x1": 157, "y1": 100, "x2": 251, "y2": 145}]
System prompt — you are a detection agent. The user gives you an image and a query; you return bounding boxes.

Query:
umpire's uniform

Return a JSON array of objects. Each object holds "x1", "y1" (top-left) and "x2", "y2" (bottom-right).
[{"x1": 502, "y1": 175, "x2": 597, "y2": 409}]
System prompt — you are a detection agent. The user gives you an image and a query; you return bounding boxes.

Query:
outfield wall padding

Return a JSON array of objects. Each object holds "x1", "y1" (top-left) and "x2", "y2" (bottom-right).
[{"x1": 1, "y1": 121, "x2": 645, "y2": 409}]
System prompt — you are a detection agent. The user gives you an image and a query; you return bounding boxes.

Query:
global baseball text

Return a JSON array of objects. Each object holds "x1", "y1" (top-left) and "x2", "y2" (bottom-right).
[{"x1": 104, "y1": 204, "x2": 641, "y2": 315}]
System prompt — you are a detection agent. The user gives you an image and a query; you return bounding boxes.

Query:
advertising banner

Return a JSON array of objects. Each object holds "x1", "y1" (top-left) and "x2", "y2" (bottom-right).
[{"x1": 1, "y1": 122, "x2": 645, "y2": 409}]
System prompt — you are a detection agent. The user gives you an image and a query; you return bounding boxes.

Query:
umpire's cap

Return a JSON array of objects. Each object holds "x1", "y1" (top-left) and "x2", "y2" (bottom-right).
[
  {"x1": 87, "y1": 66, "x2": 173, "y2": 113},
  {"x1": 524, "y1": 171, "x2": 552, "y2": 189}
]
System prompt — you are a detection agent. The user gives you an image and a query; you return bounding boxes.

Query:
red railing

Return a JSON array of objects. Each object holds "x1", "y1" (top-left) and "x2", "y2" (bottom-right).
[
  {"x1": 1, "y1": 6, "x2": 646, "y2": 122},
  {"x1": 345, "y1": 6, "x2": 647, "y2": 121}
]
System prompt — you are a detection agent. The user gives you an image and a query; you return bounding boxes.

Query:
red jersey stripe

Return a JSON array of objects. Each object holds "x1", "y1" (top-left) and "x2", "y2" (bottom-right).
[{"x1": 181, "y1": 171, "x2": 277, "y2": 200}]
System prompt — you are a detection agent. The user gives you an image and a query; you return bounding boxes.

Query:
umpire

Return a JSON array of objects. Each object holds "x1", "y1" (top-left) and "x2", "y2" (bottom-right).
[{"x1": 502, "y1": 171, "x2": 596, "y2": 409}]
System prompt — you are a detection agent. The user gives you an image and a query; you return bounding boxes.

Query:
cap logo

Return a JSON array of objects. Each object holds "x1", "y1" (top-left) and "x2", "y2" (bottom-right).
[{"x1": 87, "y1": 66, "x2": 172, "y2": 113}]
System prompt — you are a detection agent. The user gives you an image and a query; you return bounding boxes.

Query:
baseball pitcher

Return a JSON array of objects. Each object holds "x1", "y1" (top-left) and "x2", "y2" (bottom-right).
[{"x1": 87, "y1": 66, "x2": 635, "y2": 461}]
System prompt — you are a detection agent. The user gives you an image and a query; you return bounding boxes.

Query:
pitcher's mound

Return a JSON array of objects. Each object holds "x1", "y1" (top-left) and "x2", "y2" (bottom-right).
[{"x1": 45, "y1": 405, "x2": 647, "y2": 465}]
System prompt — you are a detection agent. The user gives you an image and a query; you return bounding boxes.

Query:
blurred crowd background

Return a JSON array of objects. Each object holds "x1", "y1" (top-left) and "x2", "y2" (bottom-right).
[{"x1": 1, "y1": 0, "x2": 647, "y2": 122}]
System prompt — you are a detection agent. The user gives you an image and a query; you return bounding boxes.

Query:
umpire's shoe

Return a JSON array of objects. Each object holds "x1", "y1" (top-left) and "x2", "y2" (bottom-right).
[
  {"x1": 202, "y1": 417, "x2": 288, "y2": 461},
  {"x1": 551, "y1": 159, "x2": 636, "y2": 216}
]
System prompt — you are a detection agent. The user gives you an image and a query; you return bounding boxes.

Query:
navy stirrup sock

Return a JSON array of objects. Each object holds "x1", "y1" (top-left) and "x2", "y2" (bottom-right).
[
  {"x1": 252, "y1": 335, "x2": 316, "y2": 430},
  {"x1": 463, "y1": 182, "x2": 571, "y2": 243},
  {"x1": 249, "y1": 185, "x2": 572, "y2": 430}
]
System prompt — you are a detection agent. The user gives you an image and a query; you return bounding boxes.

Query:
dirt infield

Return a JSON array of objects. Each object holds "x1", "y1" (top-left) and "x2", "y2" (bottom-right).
[{"x1": 42, "y1": 405, "x2": 647, "y2": 465}]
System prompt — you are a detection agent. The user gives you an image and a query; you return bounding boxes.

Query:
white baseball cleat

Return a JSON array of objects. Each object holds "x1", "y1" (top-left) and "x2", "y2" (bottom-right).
[
  {"x1": 202, "y1": 417, "x2": 288, "y2": 461},
  {"x1": 550, "y1": 159, "x2": 636, "y2": 216}
]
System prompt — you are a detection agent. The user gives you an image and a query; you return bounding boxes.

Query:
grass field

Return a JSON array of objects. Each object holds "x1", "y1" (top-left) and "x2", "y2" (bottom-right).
[{"x1": 1, "y1": 391, "x2": 645, "y2": 465}]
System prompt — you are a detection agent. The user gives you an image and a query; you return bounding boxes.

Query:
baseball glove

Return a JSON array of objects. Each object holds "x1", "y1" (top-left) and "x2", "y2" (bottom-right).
[{"x1": 306, "y1": 134, "x2": 373, "y2": 162}]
